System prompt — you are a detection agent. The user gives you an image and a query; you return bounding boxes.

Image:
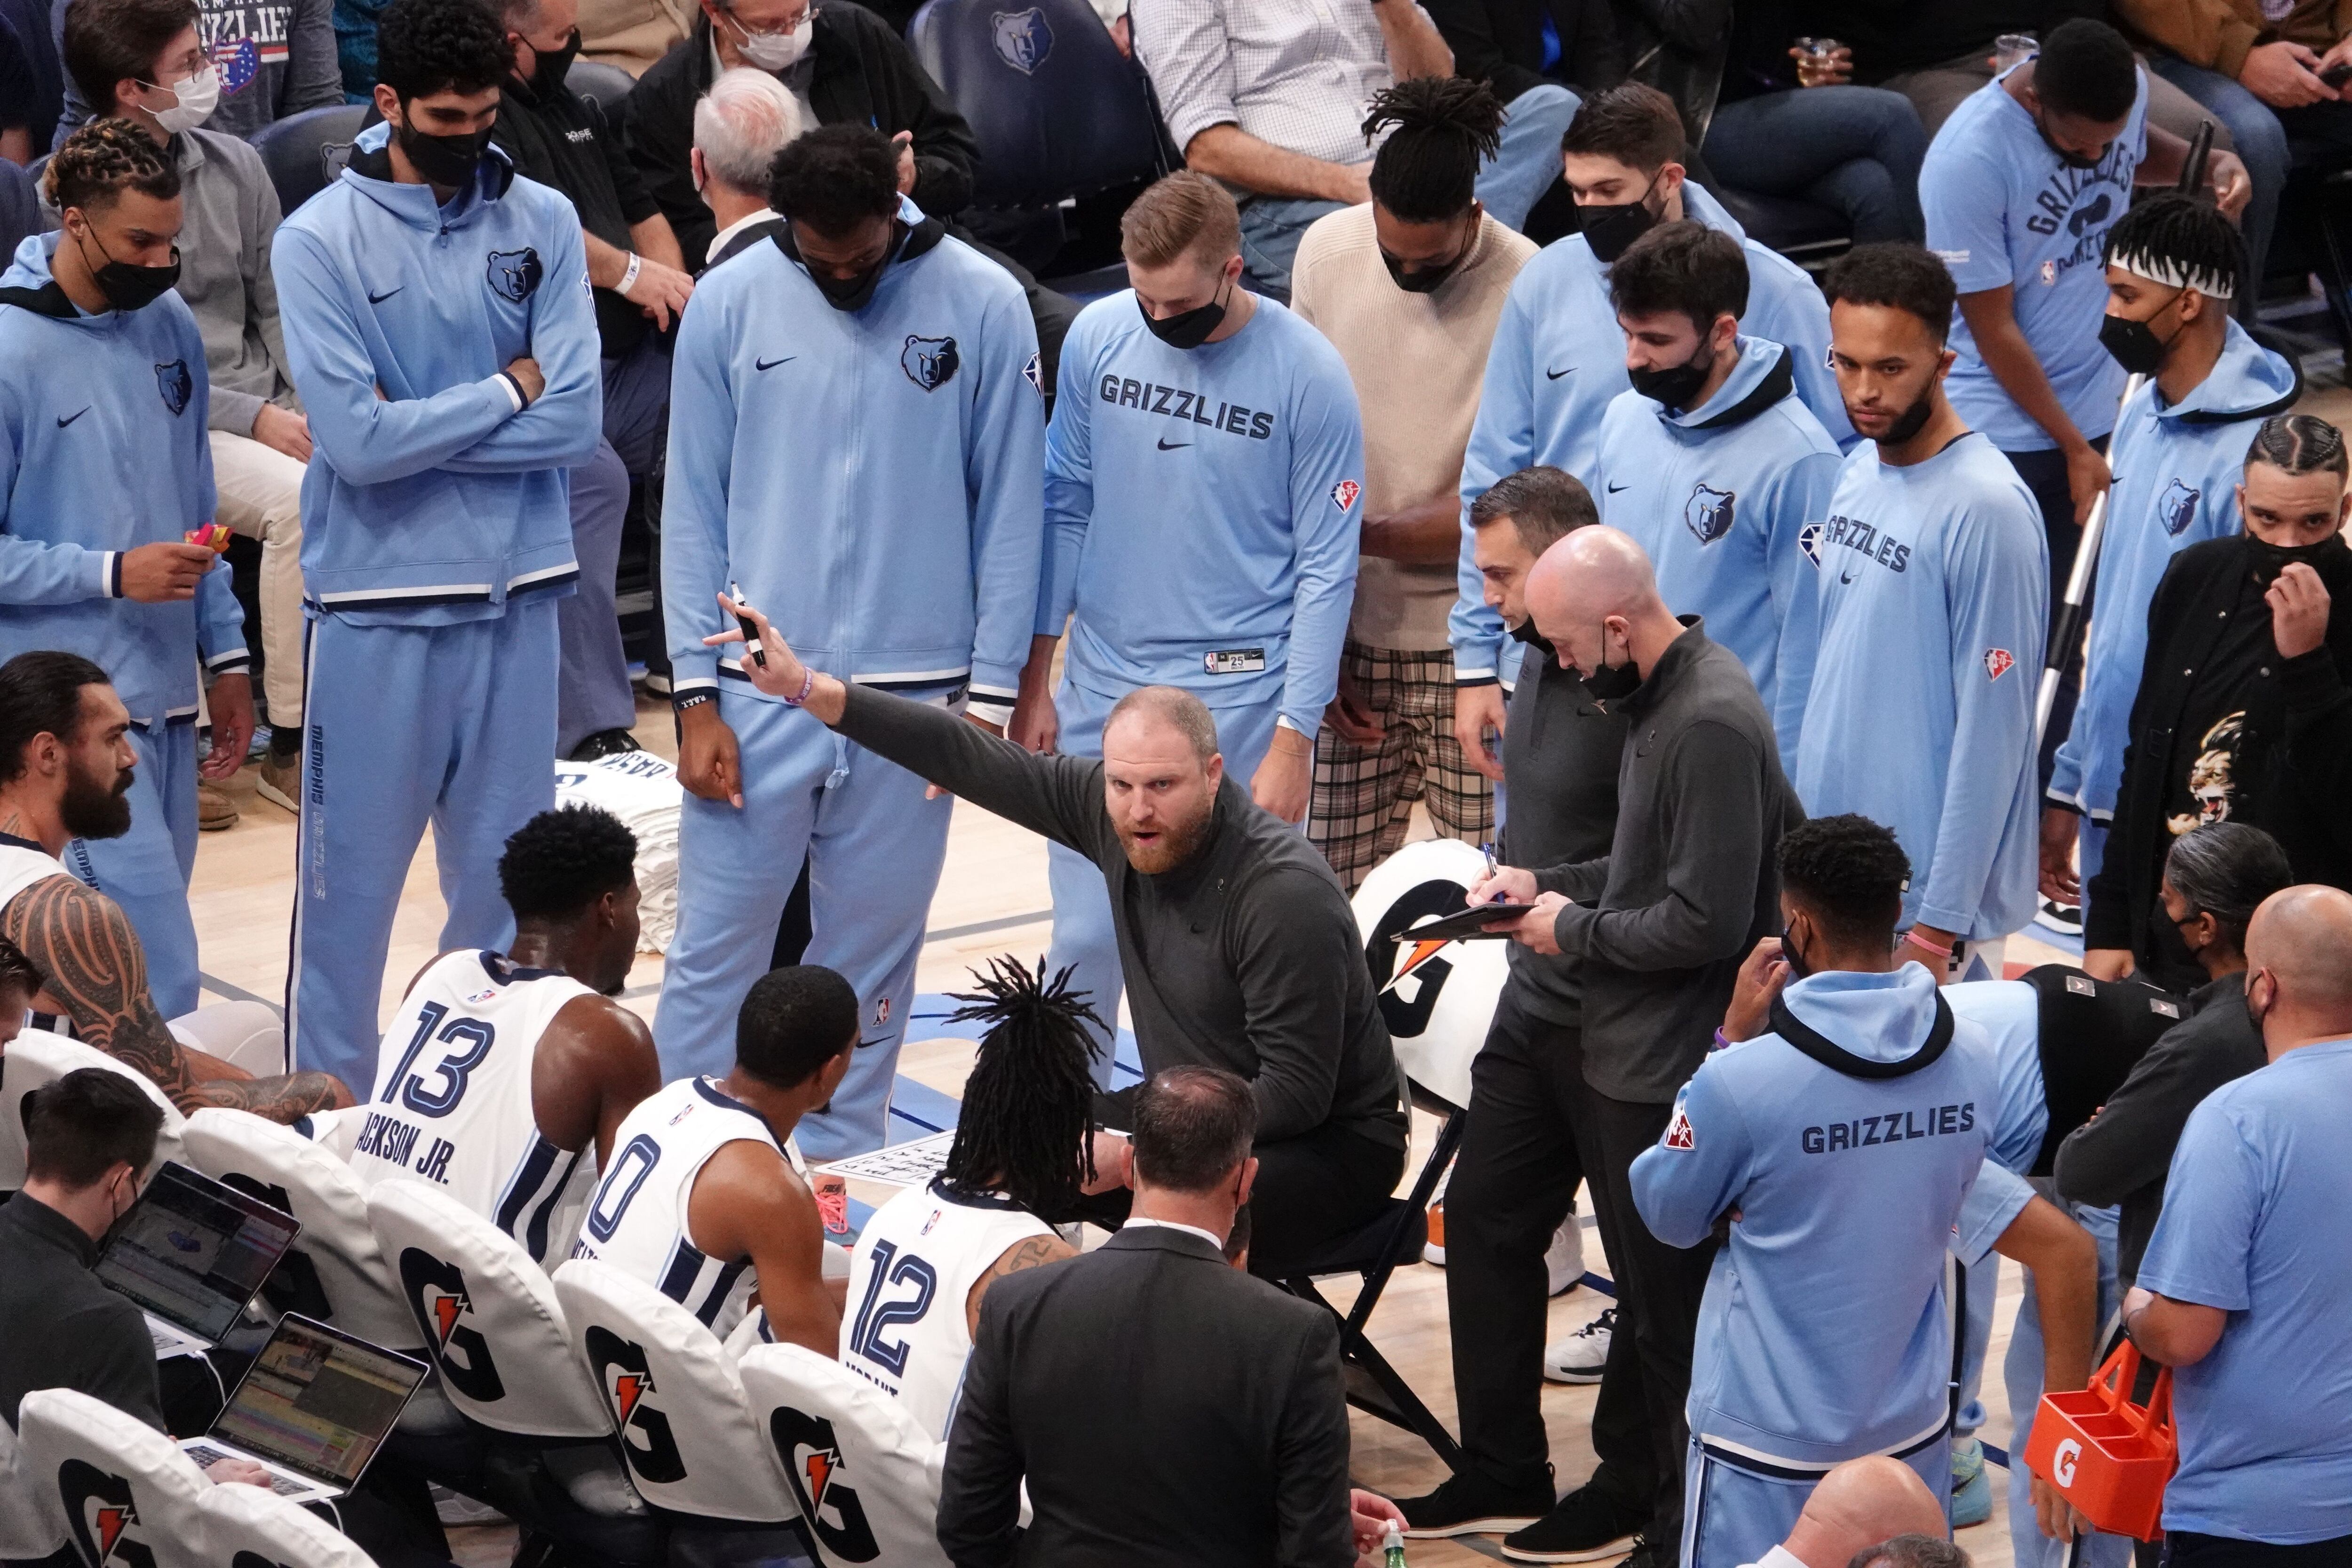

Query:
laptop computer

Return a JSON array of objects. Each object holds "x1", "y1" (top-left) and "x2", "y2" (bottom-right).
[
  {"x1": 94, "y1": 1161, "x2": 301, "y2": 1358},
  {"x1": 180, "y1": 1313, "x2": 428, "y2": 1504}
]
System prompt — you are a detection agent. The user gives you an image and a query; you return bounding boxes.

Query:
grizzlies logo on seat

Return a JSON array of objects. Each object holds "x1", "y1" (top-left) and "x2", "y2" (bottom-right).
[
  {"x1": 2158, "y1": 477, "x2": 2200, "y2": 536},
  {"x1": 901, "y1": 334, "x2": 961, "y2": 391},
  {"x1": 991, "y1": 8, "x2": 1053, "y2": 73},
  {"x1": 1684, "y1": 483, "x2": 1736, "y2": 545},
  {"x1": 155, "y1": 360, "x2": 192, "y2": 417},
  {"x1": 486, "y1": 247, "x2": 544, "y2": 303}
]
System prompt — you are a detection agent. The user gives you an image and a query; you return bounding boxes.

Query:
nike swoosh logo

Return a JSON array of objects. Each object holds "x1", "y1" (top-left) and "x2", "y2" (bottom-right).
[
  {"x1": 1606, "y1": 483, "x2": 1628, "y2": 493},
  {"x1": 1546, "y1": 366, "x2": 1573, "y2": 380},
  {"x1": 1840, "y1": 569, "x2": 1856, "y2": 584},
  {"x1": 367, "y1": 287, "x2": 401, "y2": 304},
  {"x1": 755, "y1": 355, "x2": 796, "y2": 371},
  {"x1": 56, "y1": 407, "x2": 88, "y2": 428},
  {"x1": 1157, "y1": 437, "x2": 1191, "y2": 450}
]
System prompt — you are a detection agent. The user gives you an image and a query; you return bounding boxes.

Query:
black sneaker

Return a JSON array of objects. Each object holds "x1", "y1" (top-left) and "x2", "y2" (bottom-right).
[
  {"x1": 1500, "y1": 1485, "x2": 1646, "y2": 1562},
  {"x1": 1397, "y1": 1472, "x2": 1555, "y2": 1538},
  {"x1": 569, "y1": 728, "x2": 644, "y2": 761}
]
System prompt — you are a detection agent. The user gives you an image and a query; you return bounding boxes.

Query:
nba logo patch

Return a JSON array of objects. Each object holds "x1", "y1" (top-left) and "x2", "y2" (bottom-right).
[
  {"x1": 921, "y1": 1210, "x2": 941, "y2": 1236},
  {"x1": 465, "y1": 987, "x2": 497, "y2": 1005},
  {"x1": 1983, "y1": 648, "x2": 2016, "y2": 681},
  {"x1": 669, "y1": 1102, "x2": 694, "y2": 1125},
  {"x1": 2040, "y1": 259, "x2": 2057, "y2": 286},
  {"x1": 874, "y1": 997, "x2": 891, "y2": 1026},
  {"x1": 1331, "y1": 479, "x2": 1360, "y2": 513},
  {"x1": 1663, "y1": 1106, "x2": 1696, "y2": 1150},
  {"x1": 1797, "y1": 521, "x2": 1824, "y2": 570}
]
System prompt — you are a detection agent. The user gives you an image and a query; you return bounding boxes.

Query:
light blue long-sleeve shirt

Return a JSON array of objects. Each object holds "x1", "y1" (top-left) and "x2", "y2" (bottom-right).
[
  {"x1": 2048, "y1": 321, "x2": 2298, "y2": 819},
  {"x1": 0, "y1": 233, "x2": 245, "y2": 727},
  {"x1": 1041, "y1": 293, "x2": 1362, "y2": 735},
  {"x1": 1592, "y1": 337, "x2": 1842, "y2": 759},
  {"x1": 1794, "y1": 432, "x2": 2048, "y2": 940},
  {"x1": 1450, "y1": 181, "x2": 1851, "y2": 688},
  {"x1": 1633, "y1": 966, "x2": 1994, "y2": 1467},
  {"x1": 272, "y1": 122, "x2": 601, "y2": 624},
  {"x1": 662, "y1": 200, "x2": 1045, "y2": 716}
]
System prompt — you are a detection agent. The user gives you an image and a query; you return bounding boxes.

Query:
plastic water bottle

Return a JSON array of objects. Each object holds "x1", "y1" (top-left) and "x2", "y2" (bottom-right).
[{"x1": 1383, "y1": 1520, "x2": 1408, "y2": 1567}]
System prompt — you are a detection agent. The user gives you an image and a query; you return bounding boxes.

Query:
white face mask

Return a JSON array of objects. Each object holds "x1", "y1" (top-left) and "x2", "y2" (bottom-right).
[
  {"x1": 144, "y1": 64, "x2": 220, "y2": 134},
  {"x1": 726, "y1": 9, "x2": 812, "y2": 71}
]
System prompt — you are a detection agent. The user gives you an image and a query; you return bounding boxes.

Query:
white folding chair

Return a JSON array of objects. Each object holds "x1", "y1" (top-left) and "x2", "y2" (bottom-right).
[
  {"x1": 0, "y1": 1402, "x2": 69, "y2": 1560},
  {"x1": 0, "y1": 1033, "x2": 185, "y2": 1189},
  {"x1": 737, "y1": 1343, "x2": 954, "y2": 1568},
  {"x1": 18, "y1": 1386, "x2": 210, "y2": 1568},
  {"x1": 195, "y1": 1476, "x2": 381, "y2": 1568}
]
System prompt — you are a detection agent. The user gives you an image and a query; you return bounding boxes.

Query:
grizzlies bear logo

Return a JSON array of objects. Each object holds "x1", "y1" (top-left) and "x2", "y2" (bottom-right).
[
  {"x1": 155, "y1": 359, "x2": 192, "y2": 416},
  {"x1": 1684, "y1": 483, "x2": 1736, "y2": 545},
  {"x1": 2158, "y1": 478, "x2": 2200, "y2": 537},
  {"x1": 901, "y1": 334, "x2": 960, "y2": 391},
  {"x1": 487, "y1": 247, "x2": 544, "y2": 303},
  {"x1": 991, "y1": 8, "x2": 1053, "y2": 72}
]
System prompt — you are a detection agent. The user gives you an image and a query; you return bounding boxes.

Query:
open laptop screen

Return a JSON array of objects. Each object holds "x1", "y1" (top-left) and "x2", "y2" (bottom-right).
[
  {"x1": 94, "y1": 1162, "x2": 299, "y2": 1343},
  {"x1": 210, "y1": 1315, "x2": 427, "y2": 1489}
]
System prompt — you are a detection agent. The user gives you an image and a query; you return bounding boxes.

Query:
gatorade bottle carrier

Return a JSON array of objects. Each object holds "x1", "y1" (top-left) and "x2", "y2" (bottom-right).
[{"x1": 2023, "y1": 1341, "x2": 2178, "y2": 1540}]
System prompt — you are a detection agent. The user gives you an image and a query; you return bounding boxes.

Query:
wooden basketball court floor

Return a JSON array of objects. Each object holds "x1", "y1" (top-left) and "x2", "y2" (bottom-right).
[{"x1": 185, "y1": 690, "x2": 2098, "y2": 1568}]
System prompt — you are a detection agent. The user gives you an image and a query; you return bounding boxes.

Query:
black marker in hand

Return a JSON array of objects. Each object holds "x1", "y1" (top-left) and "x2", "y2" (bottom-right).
[{"x1": 729, "y1": 580, "x2": 768, "y2": 668}]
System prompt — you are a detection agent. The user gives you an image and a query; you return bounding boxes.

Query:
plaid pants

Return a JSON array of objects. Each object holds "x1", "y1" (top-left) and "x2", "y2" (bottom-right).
[{"x1": 1310, "y1": 641, "x2": 1495, "y2": 891}]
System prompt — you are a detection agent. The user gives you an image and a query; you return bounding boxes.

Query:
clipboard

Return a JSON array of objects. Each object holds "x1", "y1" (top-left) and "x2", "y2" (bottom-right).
[{"x1": 1400, "y1": 902, "x2": 1540, "y2": 942}]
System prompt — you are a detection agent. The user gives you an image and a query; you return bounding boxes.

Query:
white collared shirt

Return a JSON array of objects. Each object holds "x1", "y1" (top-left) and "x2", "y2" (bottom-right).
[
  {"x1": 705, "y1": 205, "x2": 781, "y2": 266},
  {"x1": 1121, "y1": 1217, "x2": 1226, "y2": 1251}
]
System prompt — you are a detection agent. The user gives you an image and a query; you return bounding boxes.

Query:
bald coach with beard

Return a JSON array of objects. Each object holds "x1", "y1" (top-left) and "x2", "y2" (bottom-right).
[{"x1": 706, "y1": 594, "x2": 1408, "y2": 1275}]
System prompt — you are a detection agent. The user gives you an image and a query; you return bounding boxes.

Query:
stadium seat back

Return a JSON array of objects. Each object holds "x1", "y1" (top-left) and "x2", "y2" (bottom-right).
[
  {"x1": 566, "y1": 60, "x2": 636, "y2": 116},
  {"x1": 737, "y1": 1343, "x2": 951, "y2": 1568},
  {"x1": 182, "y1": 1108, "x2": 423, "y2": 1353},
  {"x1": 0, "y1": 1409, "x2": 67, "y2": 1560},
  {"x1": 1351, "y1": 837, "x2": 1507, "y2": 1112},
  {"x1": 0, "y1": 1033, "x2": 185, "y2": 1191},
  {"x1": 907, "y1": 0, "x2": 1163, "y2": 208},
  {"x1": 364, "y1": 1178, "x2": 612, "y2": 1439},
  {"x1": 553, "y1": 1259, "x2": 800, "y2": 1523},
  {"x1": 19, "y1": 1387, "x2": 209, "y2": 1568},
  {"x1": 252, "y1": 104, "x2": 370, "y2": 217},
  {"x1": 196, "y1": 1478, "x2": 381, "y2": 1568}
]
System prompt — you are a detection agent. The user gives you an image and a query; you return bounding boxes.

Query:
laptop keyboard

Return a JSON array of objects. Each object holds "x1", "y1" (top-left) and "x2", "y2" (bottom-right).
[{"x1": 182, "y1": 1444, "x2": 313, "y2": 1496}]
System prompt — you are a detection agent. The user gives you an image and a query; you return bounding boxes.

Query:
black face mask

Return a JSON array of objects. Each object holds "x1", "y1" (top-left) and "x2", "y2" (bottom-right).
[
  {"x1": 1628, "y1": 336, "x2": 1716, "y2": 411},
  {"x1": 2035, "y1": 112, "x2": 2105, "y2": 171},
  {"x1": 1781, "y1": 925, "x2": 1813, "y2": 979},
  {"x1": 793, "y1": 220, "x2": 902, "y2": 312},
  {"x1": 1581, "y1": 170, "x2": 1663, "y2": 264},
  {"x1": 2245, "y1": 532, "x2": 2344, "y2": 578},
  {"x1": 2098, "y1": 288, "x2": 2183, "y2": 376},
  {"x1": 395, "y1": 117, "x2": 491, "y2": 187},
  {"x1": 1574, "y1": 622, "x2": 1642, "y2": 706},
  {"x1": 76, "y1": 228, "x2": 180, "y2": 312},
  {"x1": 529, "y1": 27, "x2": 580, "y2": 93},
  {"x1": 1138, "y1": 275, "x2": 1230, "y2": 350},
  {"x1": 1382, "y1": 214, "x2": 1475, "y2": 294}
]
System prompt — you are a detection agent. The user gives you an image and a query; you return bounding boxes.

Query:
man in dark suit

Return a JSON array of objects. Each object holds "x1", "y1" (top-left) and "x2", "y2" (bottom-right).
[{"x1": 937, "y1": 1067, "x2": 1366, "y2": 1568}]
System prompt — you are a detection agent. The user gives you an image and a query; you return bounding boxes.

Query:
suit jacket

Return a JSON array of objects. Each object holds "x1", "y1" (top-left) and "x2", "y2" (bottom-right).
[{"x1": 936, "y1": 1226, "x2": 1353, "y2": 1568}]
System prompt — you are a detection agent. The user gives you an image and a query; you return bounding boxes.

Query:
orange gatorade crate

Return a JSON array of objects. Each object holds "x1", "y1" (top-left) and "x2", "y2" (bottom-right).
[{"x1": 2023, "y1": 1342, "x2": 2177, "y2": 1541}]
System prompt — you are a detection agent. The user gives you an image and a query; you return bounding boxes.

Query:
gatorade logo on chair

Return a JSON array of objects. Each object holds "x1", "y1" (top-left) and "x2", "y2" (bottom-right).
[
  {"x1": 771, "y1": 1405, "x2": 882, "y2": 1562},
  {"x1": 585, "y1": 1329, "x2": 688, "y2": 1485},
  {"x1": 398, "y1": 1249, "x2": 505, "y2": 1403},
  {"x1": 59, "y1": 1461, "x2": 156, "y2": 1568}
]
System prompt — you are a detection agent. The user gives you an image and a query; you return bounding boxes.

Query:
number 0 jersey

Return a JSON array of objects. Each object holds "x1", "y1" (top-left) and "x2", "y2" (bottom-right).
[
  {"x1": 842, "y1": 1178, "x2": 1056, "y2": 1440},
  {"x1": 570, "y1": 1075, "x2": 803, "y2": 1339},
  {"x1": 350, "y1": 948, "x2": 599, "y2": 1267}
]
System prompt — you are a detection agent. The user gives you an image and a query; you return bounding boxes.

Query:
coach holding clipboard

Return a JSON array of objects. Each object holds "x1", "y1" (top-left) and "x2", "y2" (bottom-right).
[{"x1": 706, "y1": 594, "x2": 1408, "y2": 1278}]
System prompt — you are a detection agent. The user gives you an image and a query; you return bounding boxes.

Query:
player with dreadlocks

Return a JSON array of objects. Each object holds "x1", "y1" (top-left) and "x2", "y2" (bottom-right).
[{"x1": 840, "y1": 955, "x2": 1102, "y2": 1439}]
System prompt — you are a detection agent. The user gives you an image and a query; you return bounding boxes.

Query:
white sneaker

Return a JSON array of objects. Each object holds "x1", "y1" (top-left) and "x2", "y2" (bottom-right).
[
  {"x1": 1545, "y1": 1217, "x2": 1585, "y2": 1297},
  {"x1": 1543, "y1": 1306, "x2": 1615, "y2": 1384},
  {"x1": 1423, "y1": 1198, "x2": 1446, "y2": 1266}
]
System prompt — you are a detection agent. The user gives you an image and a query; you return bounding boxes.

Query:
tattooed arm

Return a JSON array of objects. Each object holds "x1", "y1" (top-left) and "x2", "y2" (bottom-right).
[
  {"x1": 0, "y1": 877, "x2": 350, "y2": 1121},
  {"x1": 964, "y1": 1232, "x2": 1078, "y2": 1336}
]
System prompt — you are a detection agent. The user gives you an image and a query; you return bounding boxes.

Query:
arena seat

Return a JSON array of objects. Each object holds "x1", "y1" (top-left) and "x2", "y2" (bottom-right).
[
  {"x1": 181, "y1": 1109, "x2": 425, "y2": 1355},
  {"x1": 567, "y1": 59, "x2": 636, "y2": 117},
  {"x1": 1707, "y1": 183, "x2": 1851, "y2": 271},
  {"x1": 906, "y1": 0, "x2": 1165, "y2": 210},
  {"x1": 197, "y1": 1480, "x2": 381, "y2": 1568},
  {"x1": 737, "y1": 1343, "x2": 954, "y2": 1568},
  {"x1": 0, "y1": 1032, "x2": 185, "y2": 1192},
  {"x1": 19, "y1": 1386, "x2": 211, "y2": 1568},
  {"x1": 363, "y1": 1178, "x2": 667, "y2": 1564},
  {"x1": 251, "y1": 103, "x2": 369, "y2": 217},
  {"x1": 0, "y1": 1406, "x2": 67, "y2": 1561}
]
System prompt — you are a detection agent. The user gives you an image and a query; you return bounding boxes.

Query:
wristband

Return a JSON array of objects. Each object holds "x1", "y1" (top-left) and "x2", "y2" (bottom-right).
[
  {"x1": 672, "y1": 691, "x2": 715, "y2": 715},
  {"x1": 780, "y1": 666, "x2": 817, "y2": 707},
  {"x1": 618, "y1": 252, "x2": 643, "y2": 296},
  {"x1": 1712, "y1": 1028, "x2": 1732, "y2": 1052},
  {"x1": 1904, "y1": 928, "x2": 1953, "y2": 960}
]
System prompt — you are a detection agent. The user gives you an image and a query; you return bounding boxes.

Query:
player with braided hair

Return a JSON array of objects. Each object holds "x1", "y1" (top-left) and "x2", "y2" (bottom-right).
[
  {"x1": 0, "y1": 116, "x2": 253, "y2": 1024},
  {"x1": 843, "y1": 956, "x2": 1100, "y2": 1439}
]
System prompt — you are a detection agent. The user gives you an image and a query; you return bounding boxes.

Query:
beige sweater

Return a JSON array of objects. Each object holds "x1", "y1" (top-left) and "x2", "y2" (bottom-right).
[{"x1": 1290, "y1": 205, "x2": 1535, "y2": 653}]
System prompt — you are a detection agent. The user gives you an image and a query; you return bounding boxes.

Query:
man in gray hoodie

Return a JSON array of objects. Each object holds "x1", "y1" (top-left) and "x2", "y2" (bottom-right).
[{"x1": 62, "y1": 0, "x2": 310, "y2": 814}]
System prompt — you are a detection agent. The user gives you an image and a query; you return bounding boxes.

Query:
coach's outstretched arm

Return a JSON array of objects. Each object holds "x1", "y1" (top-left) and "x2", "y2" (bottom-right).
[{"x1": 707, "y1": 596, "x2": 1107, "y2": 856}]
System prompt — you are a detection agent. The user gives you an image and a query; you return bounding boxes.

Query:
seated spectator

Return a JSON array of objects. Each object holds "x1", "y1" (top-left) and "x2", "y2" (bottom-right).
[
  {"x1": 1743, "y1": 1456, "x2": 1950, "y2": 1568},
  {"x1": 333, "y1": 0, "x2": 386, "y2": 99},
  {"x1": 62, "y1": 0, "x2": 314, "y2": 817},
  {"x1": 578, "y1": 0, "x2": 691, "y2": 76},
  {"x1": 0, "y1": 0, "x2": 62, "y2": 151},
  {"x1": 620, "y1": 0, "x2": 1076, "y2": 393},
  {"x1": 2125, "y1": 883, "x2": 2352, "y2": 1561},
  {"x1": 0, "y1": 153, "x2": 35, "y2": 256},
  {"x1": 0, "y1": 653, "x2": 350, "y2": 1120},
  {"x1": 2084, "y1": 414, "x2": 2352, "y2": 992},
  {"x1": 2056, "y1": 822, "x2": 2292, "y2": 1287},
  {"x1": 485, "y1": 0, "x2": 690, "y2": 762},
  {"x1": 1422, "y1": 0, "x2": 1621, "y2": 110},
  {"x1": 0, "y1": 11, "x2": 38, "y2": 160},
  {"x1": 1133, "y1": 0, "x2": 1576, "y2": 298},
  {"x1": 692, "y1": 62, "x2": 800, "y2": 265},
  {"x1": 571, "y1": 963, "x2": 851, "y2": 1350},
  {"x1": 53, "y1": 0, "x2": 341, "y2": 143},
  {"x1": 2114, "y1": 0, "x2": 2352, "y2": 307}
]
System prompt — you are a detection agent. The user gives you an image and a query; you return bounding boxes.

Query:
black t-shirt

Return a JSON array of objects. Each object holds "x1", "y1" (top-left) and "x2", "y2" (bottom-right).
[
  {"x1": 1796, "y1": 0, "x2": 2108, "y2": 82},
  {"x1": 491, "y1": 74, "x2": 662, "y2": 357},
  {"x1": 2160, "y1": 562, "x2": 2282, "y2": 841},
  {"x1": 0, "y1": 1193, "x2": 166, "y2": 1437}
]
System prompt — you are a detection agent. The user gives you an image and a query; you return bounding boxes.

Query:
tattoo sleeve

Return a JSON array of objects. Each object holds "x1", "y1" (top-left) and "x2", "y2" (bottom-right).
[{"x1": 0, "y1": 879, "x2": 341, "y2": 1122}]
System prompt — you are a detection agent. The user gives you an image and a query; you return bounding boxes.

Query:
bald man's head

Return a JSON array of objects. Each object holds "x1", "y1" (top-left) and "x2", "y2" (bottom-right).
[
  {"x1": 1780, "y1": 1457, "x2": 1947, "y2": 1568},
  {"x1": 1525, "y1": 526, "x2": 1677, "y2": 688},
  {"x1": 2243, "y1": 884, "x2": 2352, "y2": 1049}
]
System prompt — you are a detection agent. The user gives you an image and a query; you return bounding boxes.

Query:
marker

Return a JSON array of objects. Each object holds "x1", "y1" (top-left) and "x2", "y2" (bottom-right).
[
  {"x1": 1481, "y1": 841, "x2": 1499, "y2": 899},
  {"x1": 729, "y1": 580, "x2": 767, "y2": 668}
]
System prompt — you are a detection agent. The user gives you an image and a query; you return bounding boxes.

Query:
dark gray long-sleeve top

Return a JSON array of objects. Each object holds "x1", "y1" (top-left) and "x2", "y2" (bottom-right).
[
  {"x1": 834, "y1": 685, "x2": 1407, "y2": 1149},
  {"x1": 1533, "y1": 620, "x2": 1802, "y2": 1104}
]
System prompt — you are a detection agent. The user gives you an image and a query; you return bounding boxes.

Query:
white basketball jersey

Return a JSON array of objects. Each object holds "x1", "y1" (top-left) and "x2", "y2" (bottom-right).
[
  {"x1": 349, "y1": 949, "x2": 599, "y2": 1268},
  {"x1": 570, "y1": 1075, "x2": 793, "y2": 1339},
  {"x1": 1, "y1": 836, "x2": 77, "y2": 1038},
  {"x1": 842, "y1": 1179, "x2": 1055, "y2": 1440}
]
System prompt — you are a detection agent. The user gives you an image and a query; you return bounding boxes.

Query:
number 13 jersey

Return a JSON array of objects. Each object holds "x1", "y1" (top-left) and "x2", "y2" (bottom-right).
[{"x1": 351, "y1": 949, "x2": 600, "y2": 1268}]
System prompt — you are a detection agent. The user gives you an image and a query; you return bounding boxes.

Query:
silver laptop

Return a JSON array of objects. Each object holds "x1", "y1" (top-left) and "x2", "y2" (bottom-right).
[
  {"x1": 180, "y1": 1313, "x2": 427, "y2": 1504},
  {"x1": 94, "y1": 1161, "x2": 301, "y2": 1358}
]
